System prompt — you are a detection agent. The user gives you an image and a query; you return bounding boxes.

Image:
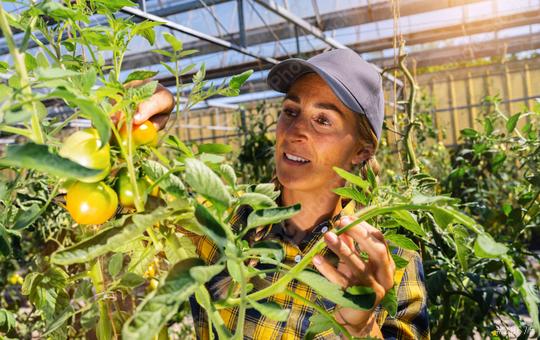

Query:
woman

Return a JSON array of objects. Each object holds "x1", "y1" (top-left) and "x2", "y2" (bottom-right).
[{"x1": 139, "y1": 49, "x2": 429, "y2": 339}]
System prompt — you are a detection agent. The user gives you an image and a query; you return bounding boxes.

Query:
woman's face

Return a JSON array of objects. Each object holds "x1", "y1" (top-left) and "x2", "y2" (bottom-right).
[{"x1": 275, "y1": 73, "x2": 371, "y2": 192}]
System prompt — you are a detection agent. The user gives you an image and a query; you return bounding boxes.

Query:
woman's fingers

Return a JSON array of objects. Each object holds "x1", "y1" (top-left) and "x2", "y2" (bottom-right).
[
  {"x1": 336, "y1": 216, "x2": 395, "y2": 290},
  {"x1": 323, "y1": 231, "x2": 367, "y2": 278},
  {"x1": 312, "y1": 254, "x2": 349, "y2": 288},
  {"x1": 133, "y1": 84, "x2": 175, "y2": 127},
  {"x1": 148, "y1": 113, "x2": 170, "y2": 130}
]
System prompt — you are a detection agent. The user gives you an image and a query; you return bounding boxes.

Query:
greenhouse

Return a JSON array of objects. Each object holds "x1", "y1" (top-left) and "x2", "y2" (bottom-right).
[{"x1": 0, "y1": 0, "x2": 538, "y2": 339}]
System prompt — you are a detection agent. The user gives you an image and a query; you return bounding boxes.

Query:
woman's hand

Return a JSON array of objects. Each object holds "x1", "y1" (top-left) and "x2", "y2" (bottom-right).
[
  {"x1": 312, "y1": 215, "x2": 396, "y2": 338},
  {"x1": 111, "y1": 80, "x2": 175, "y2": 130}
]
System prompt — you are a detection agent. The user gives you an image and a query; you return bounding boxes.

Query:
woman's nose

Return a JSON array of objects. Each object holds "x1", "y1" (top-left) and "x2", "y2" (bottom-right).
[{"x1": 285, "y1": 116, "x2": 309, "y2": 141}]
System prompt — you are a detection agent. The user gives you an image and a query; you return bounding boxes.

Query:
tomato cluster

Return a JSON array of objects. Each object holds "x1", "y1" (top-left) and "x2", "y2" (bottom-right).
[{"x1": 61, "y1": 120, "x2": 159, "y2": 225}]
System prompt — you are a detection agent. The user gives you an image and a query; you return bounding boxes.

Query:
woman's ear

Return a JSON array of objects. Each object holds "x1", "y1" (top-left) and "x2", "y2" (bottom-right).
[{"x1": 351, "y1": 144, "x2": 374, "y2": 166}]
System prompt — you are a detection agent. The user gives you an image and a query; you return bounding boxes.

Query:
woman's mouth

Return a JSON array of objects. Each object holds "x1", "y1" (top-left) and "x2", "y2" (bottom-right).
[{"x1": 283, "y1": 152, "x2": 310, "y2": 165}]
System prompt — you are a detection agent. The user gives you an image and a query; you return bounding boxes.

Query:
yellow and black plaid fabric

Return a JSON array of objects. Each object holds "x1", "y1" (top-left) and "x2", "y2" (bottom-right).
[{"x1": 185, "y1": 200, "x2": 430, "y2": 339}]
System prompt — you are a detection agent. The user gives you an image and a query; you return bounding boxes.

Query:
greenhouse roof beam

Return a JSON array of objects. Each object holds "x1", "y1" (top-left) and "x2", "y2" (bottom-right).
[
  {"x1": 120, "y1": 6, "x2": 278, "y2": 65},
  {"x1": 153, "y1": 30, "x2": 540, "y2": 96},
  {"x1": 149, "y1": 0, "x2": 231, "y2": 18},
  {"x1": 117, "y1": 0, "x2": 489, "y2": 76},
  {"x1": 1, "y1": 0, "x2": 485, "y2": 57},
  {"x1": 251, "y1": 0, "x2": 346, "y2": 49},
  {"x1": 251, "y1": 0, "x2": 402, "y2": 86}
]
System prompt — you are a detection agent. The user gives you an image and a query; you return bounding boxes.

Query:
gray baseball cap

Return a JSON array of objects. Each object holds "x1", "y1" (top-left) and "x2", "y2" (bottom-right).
[{"x1": 266, "y1": 49, "x2": 385, "y2": 140}]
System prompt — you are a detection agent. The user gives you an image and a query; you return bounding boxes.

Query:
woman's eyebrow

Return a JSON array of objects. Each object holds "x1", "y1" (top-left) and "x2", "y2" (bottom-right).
[
  {"x1": 283, "y1": 94, "x2": 300, "y2": 103},
  {"x1": 314, "y1": 102, "x2": 344, "y2": 116}
]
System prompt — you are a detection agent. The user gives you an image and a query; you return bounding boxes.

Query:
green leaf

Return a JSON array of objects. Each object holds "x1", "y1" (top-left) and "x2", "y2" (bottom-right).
[
  {"x1": 119, "y1": 273, "x2": 145, "y2": 288},
  {"x1": 380, "y1": 286, "x2": 397, "y2": 317},
  {"x1": 49, "y1": 89, "x2": 111, "y2": 146},
  {"x1": 122, "y1": 258, "x2": 204, "y2": 339},
  {"x1": 142, "y1": 160, "x2": 185, "y2": 198},
  {"x1": 133, "y1": 21, "x2": 160, "y2": 46},
  {"x1": 124, "y1": 70, "x2": 158, "y2": 84},
  {"x1": 13, "y1": 203, "x2": 42, "y2": 230},
  {"x1": 226, "y1": 260, "x2": 242, "y2": 283},
  {"x1": 249, "y1": 241, "x2": 284, "y2": 262},
  {"x1": 219, "y1": 164, "x2": 237, "y2": 187},
  {"x1": 0, "y1": 309, "x2": 16, "y2": 333},
  {"x1": 460, "y1": 128, "x2": 478, "y2": 138},
  {"x1": 473, "y1": 233, "x2": 508, "y2": 258},
  {"x1": 0, "y1": 143, "x2": 102, "y2": 181},
  {"x1": 296, "y1": 270, "x2": 375, "y2": 310},
  {"x1": 391, "y1": 253, "x2": 409, "y2": 269},
  {"x1": 36, "y1": 67, "x2": 80, "y2": 80},
  {"x1": 333, "y1": 167, "x2": 370, "y2": 193},
  {"x1": 237, "y1": 192, "x2": 277, "y2": 210},
  {"x1": 194, "y1": 204, "x2": 229, "y2": 248},
  {"x1": 163, "y1": 32, "x2": 183, "y2": 51},
  {"x1": 430, "y1": 206, "x2": 455, "y2": 229},
  {"x1": 94, "y1": 0, "x2": 137, "y2": 11},
  {"x1": 391, "y1": 210, "x2": 426, "y2": 237},
  {"x1": 249, "y1": 300, "x2": 290, "y2": 321},
  {"x1": 246, "y1": 204, "x2": 300, "y2": 231},
  {"x1": 25, "y1": 53, "x2": 37, "y2": 71},
  {"x1": 0, "y1": 224, "x2": 11, "y2": 257},
  {"x1": 512, "y1": 269, "x2": 540, "y2": 333},
  {"x1": 450, "y1": 225, "x2": 469, "y2": 270},
  {"x1": 197, "y1": 143, "x2": 233, "y2": 154},
  {"x1": 126, "y1": 81, "x2": 158, "y2": 102},
  {"x1": 506, "y1": 112, "x2": 522, "y2": 133},
  {"x1": 108, "y1": 253, "x2": 124, "y2": 277},
  {"x1": 385, "y1": 233, "x2": 419, "y2": 251},
  {"x1": 189, "y1": 263, "x2": 224, "y2": 283},
  {"x1": 253, "y1": 183, "x2": 280, "y2": 200},
  {"x1": 51, "y1": 209, "x2": 170, "y2": 265},
  {"x1": 222, "y1": 70, "x2": 253, "y2": 96},
  {"x1": 332, "y1": 187, "x2": 367, "y2": 205},
  {"x1": 305, "y1": 313, "x2": 336, "y2": 339},
  {"x1": 165, "y1": 135, "x2": 194, "y2": 157},
  {"x1": 185, "y1": 158, "x2": 232, "y2": 211}
]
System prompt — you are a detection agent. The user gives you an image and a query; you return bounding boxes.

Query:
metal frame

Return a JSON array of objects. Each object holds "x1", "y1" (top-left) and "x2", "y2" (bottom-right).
[{"x1": 120, "y1": 6, "x2": 278, "y2": 65}]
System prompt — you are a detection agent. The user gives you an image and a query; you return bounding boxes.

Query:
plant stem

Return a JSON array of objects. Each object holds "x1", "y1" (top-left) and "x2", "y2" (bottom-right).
[
  {"x1": 233, "y1": 262, "x2": 247, "y2": 339},
  {"x1": 0, "y1": 4, "x2": 45, "y2": 144},
  {"x1": 399, "y1": 53, "x2": 419, "y2": 174},
  {"x1": 89, "y1": 258, "x2": 113, "y2": 340},
  {"x1": 285, "y1": 289, "x2": 352, "y2": 339}
]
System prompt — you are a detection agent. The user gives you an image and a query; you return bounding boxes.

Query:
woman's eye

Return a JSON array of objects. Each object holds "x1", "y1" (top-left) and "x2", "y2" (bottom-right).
[
  {"x1": 282, "y1": 108, "x2": 297, "y2": 116},
  {"x1": 316, "y1": 116, "x2": 331, "y2": 126}
]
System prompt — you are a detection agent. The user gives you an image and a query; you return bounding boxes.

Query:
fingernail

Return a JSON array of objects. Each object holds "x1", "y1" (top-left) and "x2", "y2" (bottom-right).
[
  {"x1": 326, "y1": 232, "x2": 338, "y2": 244},
  {"x1": 313, "y1": 255, "x2": 322, "y2": 265},
  {"x1": 133, "y1": 113, "x2": 142, "y2": 122}
]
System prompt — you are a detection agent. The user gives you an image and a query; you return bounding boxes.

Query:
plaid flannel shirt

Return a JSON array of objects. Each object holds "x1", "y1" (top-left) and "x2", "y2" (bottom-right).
[{"x1": 185, "y1": 199, "x2": 430, "y2": 339}]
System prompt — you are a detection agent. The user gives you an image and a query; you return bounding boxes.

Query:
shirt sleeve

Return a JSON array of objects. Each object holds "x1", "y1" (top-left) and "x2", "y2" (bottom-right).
[{"x1": 378, "y1": 250, "x2": 430, "y2": 340}]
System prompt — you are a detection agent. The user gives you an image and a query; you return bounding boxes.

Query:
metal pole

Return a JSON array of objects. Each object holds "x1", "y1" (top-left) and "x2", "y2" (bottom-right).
[
  {"x1": 138, "y1": 0, "x2": 146, "y2": 12},
  {"x1": 237, "y1": 0, "x2": 246, "y2": 47}
]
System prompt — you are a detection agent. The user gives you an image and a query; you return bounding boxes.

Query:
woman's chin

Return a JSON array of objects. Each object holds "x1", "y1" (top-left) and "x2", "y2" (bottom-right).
[{"x1": 276, "y1": 171, "x2": 314, "y2": 192}]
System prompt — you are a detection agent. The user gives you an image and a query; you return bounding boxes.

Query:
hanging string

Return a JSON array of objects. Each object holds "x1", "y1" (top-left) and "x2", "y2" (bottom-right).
[{"x1": 391, "y1": 0, "x2": 405, "y2": 173}]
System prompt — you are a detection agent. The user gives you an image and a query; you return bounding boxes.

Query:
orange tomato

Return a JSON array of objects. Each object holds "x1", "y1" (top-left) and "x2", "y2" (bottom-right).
[
  {"x1": 119, "y1": 121, "x2": 158, "y2": 148},
  {"x1": 66, "y1": 181, "x2": 118, "y2": 225}
]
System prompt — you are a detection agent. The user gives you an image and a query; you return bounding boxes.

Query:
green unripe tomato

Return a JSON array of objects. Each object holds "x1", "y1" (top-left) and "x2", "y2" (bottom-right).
[
  {"x1": 117, "y1": 170, "x2": 148, "y2": 208},
  {"x1": 59, "y1": 128, "x2": 111, "y2": 183}
]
